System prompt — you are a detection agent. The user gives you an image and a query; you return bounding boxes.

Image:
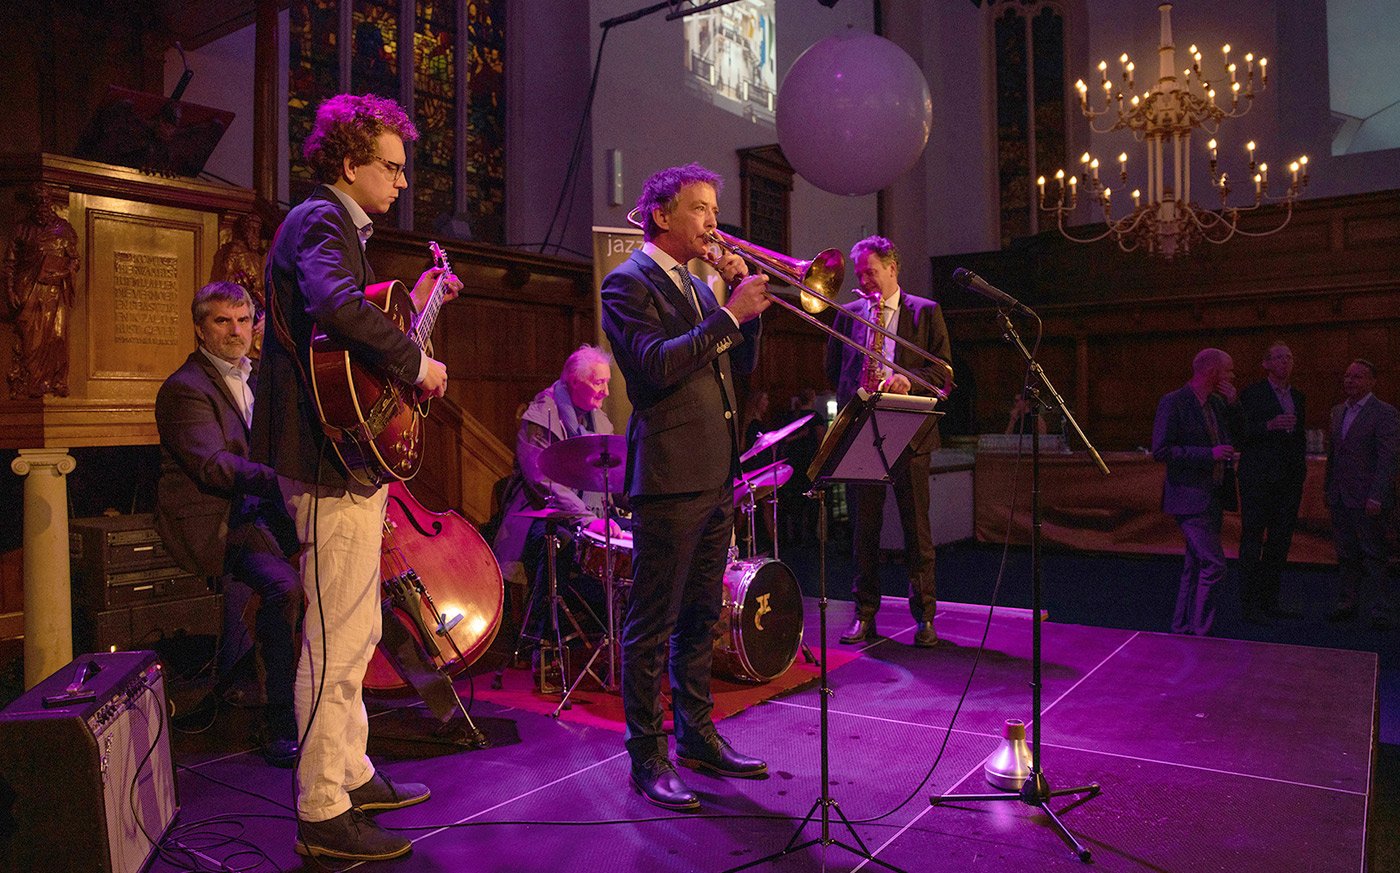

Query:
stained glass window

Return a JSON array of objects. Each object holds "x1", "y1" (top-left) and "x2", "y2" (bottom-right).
[
  {"x1": 992, "y1": 1, "x2": 1067, "y2": 248},
  {"x1": 286, "y1": 1, "x2": 506, "y2": 242}
]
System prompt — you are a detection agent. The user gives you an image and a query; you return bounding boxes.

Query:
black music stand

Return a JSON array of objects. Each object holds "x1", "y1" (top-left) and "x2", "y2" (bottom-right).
[
  {"x1": 929, "y1": 309, "x2": 1108, "y2": 862},
  {"x1": 725, "y1": 389, "x2": 940, "y2": 873}
]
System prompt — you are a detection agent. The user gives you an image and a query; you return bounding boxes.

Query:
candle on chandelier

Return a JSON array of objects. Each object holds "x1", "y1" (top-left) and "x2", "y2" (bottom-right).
[
  {"x1": 1259, "y1": 57, "x2": 1268, "y2": 85},
  {"x1": 1055, "y1": 169, "x2": 1065, "y2": 196},
  {"x1": 1208, "y1": 88, "x2": 1216, "y2": 106},
  {"x1": 1259, "y1": 162, "x2": 1268, "y2": 186},
  {"x1": 1090, "y1": 158, "x2": 1100, "y2": 182},
  {"x1": 1254, "y1": 173, "x2": 1262, "y2": 195},
  {"x1": 1228, "y1": 62, "x2": 1237, "y2": 84},
  {"x1": 1231, "y1": 81, "x2": 1241, "y2": 105},
  {"x1": 1037, "y1": 175, "x2": 1046, "y2": 202},
  {"x1": 1118, "y1": 152, "x2": 1128, "y2": 181},
  {"x1": 1246, "y1": 140, "x2": 1256, "y2": 168},
  {"x1": 1299, "y1": 154, "x2": 1309, "y2": 182},
  {"x1": 1076, "y1": 79, "x2": 1088, "y2": 109},
  {"x1": 1102, "y1": 186, "x2": 1111, "y2": 206},
  {"x1": 1098, "y1": 59, "x2": 1108, "y2": 84},
  {"x1": 1126, "y1": 61, "x2": 1135, "y2": 90},
  {"x1": 1132, "y1": 189, "x2": 1141, "y2": 207},
  {"x1": 1208, "y1": 138, "x2": 1218, "y2": 162},
  {"x1": 1289, "y1": 160, "x2": 1300, "y2": 184},
  {"x1": 1069, "y1": 175, "x2": 1078, "y2": 199},
  {"x1": 1219, "y1": 172, "x2": 1228, "y2": 193}
]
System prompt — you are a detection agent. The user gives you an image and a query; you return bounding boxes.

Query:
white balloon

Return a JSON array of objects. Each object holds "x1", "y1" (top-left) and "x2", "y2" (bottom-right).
[{"x1": 777, "y1": 31, "x2": 933, "y2": 197}]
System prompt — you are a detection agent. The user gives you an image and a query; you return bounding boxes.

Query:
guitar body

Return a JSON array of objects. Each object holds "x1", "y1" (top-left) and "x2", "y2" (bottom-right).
[{"x1": 308, "y1": 279, "x2": 426, "y2": 483}]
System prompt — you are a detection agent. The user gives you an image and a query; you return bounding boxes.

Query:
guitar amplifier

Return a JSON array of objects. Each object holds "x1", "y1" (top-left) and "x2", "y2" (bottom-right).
[{"x1": 0, "y1": 650, "x2": 178, "y2": 873}]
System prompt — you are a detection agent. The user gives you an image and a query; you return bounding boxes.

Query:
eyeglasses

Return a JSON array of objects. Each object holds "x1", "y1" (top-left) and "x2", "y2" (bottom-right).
[{"x1": 371, "y1": 155, "x2": 405, "y2": 183}]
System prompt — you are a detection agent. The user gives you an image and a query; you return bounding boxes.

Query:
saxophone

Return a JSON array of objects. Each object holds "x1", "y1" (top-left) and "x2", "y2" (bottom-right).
[{"x1": 858, "y1": 292, "x2": 887, "y2": 392}]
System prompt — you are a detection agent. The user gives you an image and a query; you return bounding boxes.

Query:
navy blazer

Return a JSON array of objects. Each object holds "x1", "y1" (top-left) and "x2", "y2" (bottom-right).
[
  {"x1": 253, "y1": 187, "x2": 422, "y2": 495},
  {"x1": 1152, "y1": 384, "x2": 1238, "y2": 516},
  {"x1": 1237, "y1": 379, "x2": 1307, "y2": 486},
  {"x1": 824, "y1": 291, "x2": 952, "y2": 410},
  {"x1": 155, "y1": 350, "x2": 293, "y2": 578},
  {"x1": 1325, "y1": 395, "x2": 1400, "y2": 510},
  {"x1": 600, "y1": 249, "x2": 760, "y2": 497}
]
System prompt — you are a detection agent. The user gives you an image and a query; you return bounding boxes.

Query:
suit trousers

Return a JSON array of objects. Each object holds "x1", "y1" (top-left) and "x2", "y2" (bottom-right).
[
  {"x1": 622, "y1": 487, "x2": 732, "y2": 763},
  {"x1": 280, "y1": 478, "x2": 389, "y2": 822},
  {"x1": 223, "y1": 521, "x2": 302, "y2": 741},
  {"x1": 849, "y1": 450, "x2": 937, "y2": 622},
  {"x1": 1172, "y1": 503, "x2": 1225, "y2": 635},
  {"x1": 1329, "y1": 505, "x2": 1395, "y2": 621},
  {"x1": 1238, "y1": 477, "x2": 1304, "y2": 612}
]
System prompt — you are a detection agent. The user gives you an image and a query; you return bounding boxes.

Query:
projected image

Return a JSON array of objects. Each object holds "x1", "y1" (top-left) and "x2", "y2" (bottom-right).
[
  {"x1": 1328, "y1": 0, "x2": 1400, "y2": 155},
  {"x1": 684, "y1": 0, "x2": 777, "y2": 124}
]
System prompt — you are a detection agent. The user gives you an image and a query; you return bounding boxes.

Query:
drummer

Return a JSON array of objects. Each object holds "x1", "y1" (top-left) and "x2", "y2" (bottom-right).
[{"x1": 494, "y1": 344, "x2": 624, "y2": 644}]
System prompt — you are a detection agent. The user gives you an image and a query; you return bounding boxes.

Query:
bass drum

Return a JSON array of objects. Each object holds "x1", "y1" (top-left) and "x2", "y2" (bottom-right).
[{"x1": 714, "y1": 559, "x2": 804, "y2": 683}]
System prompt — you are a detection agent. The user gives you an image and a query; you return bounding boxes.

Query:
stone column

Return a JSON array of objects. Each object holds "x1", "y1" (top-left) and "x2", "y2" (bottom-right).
[{"x1": 10, "y1": 448, "x2": 77, "y2": 688}]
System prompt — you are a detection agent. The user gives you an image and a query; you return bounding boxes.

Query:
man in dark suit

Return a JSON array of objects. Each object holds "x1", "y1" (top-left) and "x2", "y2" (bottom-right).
[
  {"x1": 155, "y1": 281, "x2": 300, "y2": 766},
  {"x1": 825, "y1": 236, "x2": 953, "y2": 649},
  {"x1": 1152, "y1": 348, "x2": 1239, "y2": 637},
  {"x1": 601, "y1": 163, "x2": 770, "y2": 811},
  {"x1": 253, "y1": 93, "x2": 458, "y2": 862},
  {"x1": 1237, "y1": 342, "x2": 1307, "y2": 623},
  {"x1": 1325, "y1": 358, "x2": 1399, "y2": 629}
]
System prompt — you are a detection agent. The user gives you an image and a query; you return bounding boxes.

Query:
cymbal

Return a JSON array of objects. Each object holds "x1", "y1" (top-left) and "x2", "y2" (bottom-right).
[
  {"x1": 740, "y1": 413, "x2": 815, "y2": 463},
  {"x1": 538, "y1": 434, "x2": 628, "y2": 493},
  {"x1": 733, "y1": 461, "x2": 792, "y2": 506}
]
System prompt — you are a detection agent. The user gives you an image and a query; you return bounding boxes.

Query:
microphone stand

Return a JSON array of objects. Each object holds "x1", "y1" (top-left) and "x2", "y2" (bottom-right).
[{"x1": 929, "y1": 308, "x2": 1108, "y2": 862}]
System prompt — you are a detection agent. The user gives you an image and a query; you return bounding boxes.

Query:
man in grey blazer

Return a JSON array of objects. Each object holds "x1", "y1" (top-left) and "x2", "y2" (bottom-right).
[
  {"x1": 601, "y1": 163, "x2": 769, "y2": 811},
  {"x1": 155, "y1": 281, "x2": 300, "y2": 766},
  {"x1": 1325, "y1": 358, "x2": 1399, "y2": 629},
  {"x1": 1152, "y1": 348, "x2": 1239, "y2": 636}
]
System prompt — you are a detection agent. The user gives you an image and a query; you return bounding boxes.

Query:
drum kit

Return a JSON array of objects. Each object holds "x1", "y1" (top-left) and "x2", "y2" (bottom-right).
[{"x1": 517, "y1": 418, "x2": 816, "y2": 711}]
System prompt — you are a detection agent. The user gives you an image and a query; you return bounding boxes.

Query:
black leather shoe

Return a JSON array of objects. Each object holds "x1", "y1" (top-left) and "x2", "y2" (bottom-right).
[
  {"x1": 348, "y1": 771, "x2": 431, "y2": 812},
  {"x1": 912, "y1": 621, "x2": 941, "y2": 648},
  {"x1": 677, "y1": 735, "x2": 768, "y2": 778},
  {"x1": 630, "y1": 756, "x2": 699, "y2": 811},
  {"x1": 262, "y1": 737, "x2": 299, "y2": 768},
  {"x1": 295, "y1": 808, "x2": 411, "y2": 861},
  {"x1": 839, "y1": 617, "x2": 876, "y2": 645},
  {"x1": 1328, "y1": 604, "x2": 1359, "y2": 623}
]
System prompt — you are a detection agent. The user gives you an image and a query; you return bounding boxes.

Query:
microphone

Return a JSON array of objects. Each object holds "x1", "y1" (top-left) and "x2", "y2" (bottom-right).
[{"x1": 952, "y1": 268, "x2": 1033, "y2": 315}]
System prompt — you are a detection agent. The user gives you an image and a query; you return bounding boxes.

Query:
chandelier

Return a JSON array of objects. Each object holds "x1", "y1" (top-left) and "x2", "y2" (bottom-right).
[{"x1": 1037, "y1": 2, "x2": 1308, "y2": 258}]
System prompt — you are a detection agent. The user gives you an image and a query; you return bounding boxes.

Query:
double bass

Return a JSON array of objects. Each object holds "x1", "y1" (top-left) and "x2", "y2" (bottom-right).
[{"x1": 365, "y1": 482, "x2": 505, "y2": 695}]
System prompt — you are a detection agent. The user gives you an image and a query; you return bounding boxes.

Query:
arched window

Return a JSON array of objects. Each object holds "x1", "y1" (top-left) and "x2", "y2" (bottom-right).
[
  {"x1": 990, "y1": 0, "x2": 1067, "y2": 247},
  {"x1": 288, "y1": 0, "x2": 506, "y2": 242}
]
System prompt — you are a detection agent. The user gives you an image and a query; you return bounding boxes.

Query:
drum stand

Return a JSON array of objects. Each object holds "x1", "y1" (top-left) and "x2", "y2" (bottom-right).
[{"x1": 551, "y1": 470, "x2": 624, "y2": 718}]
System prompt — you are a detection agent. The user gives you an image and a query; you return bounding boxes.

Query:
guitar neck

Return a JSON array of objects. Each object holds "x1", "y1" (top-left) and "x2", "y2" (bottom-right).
[{"x1": 409, "y1": 242, "x2": 452, "y2": 350}]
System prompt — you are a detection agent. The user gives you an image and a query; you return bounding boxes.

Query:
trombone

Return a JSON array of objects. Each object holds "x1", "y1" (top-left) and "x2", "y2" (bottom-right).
[{"x1": 626, "y1": 210, "x2": 952, "y2": 400}]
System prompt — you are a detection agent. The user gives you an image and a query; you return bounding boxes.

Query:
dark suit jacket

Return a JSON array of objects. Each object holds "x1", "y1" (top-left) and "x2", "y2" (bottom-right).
[
  {"x1": 1152, "y1": 384, "x2": 1238, "y2": 516},
  {"x1": 155, "y1": 350, "x2": 293, "y2": 578},
  {"x1": 600, "y1": 250, "x2": 759, "y2": 497},
  {"x1": 1325, "y1": 394, "x2": 1400, "y2": 510},
  {"x1": 253, "y1": 187, "x2": 422, "y2": 494},
  {"x1": 824, "y1": 291, "x2": 952, "y2": 451},
  {"x1": 1237, "y1": 379, "x2": 1307, "y2": 486}
]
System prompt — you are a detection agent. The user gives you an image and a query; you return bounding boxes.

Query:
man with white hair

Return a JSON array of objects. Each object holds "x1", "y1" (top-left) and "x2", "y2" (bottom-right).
[{"x1": 1152, "y1": 348, "x2": 1240, "y2": 636}]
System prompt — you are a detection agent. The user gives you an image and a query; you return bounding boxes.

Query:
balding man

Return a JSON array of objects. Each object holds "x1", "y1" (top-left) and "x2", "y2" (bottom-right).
[{"x1": 1152, "y1": 348, "x2": 1240, "y2": 636}]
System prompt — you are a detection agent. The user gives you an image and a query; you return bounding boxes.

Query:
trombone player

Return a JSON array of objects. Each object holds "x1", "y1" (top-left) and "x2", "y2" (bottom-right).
[
  {"x1": 825, "y1": 235, "x2": 953, "y2": 649},
  {"x1": 602, "y1": 163, "x2": 770, "y2": 811}
]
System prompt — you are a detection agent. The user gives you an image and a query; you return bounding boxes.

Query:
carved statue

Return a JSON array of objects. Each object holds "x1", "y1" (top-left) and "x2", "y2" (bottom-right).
[
  {"x1": 211, "y1": 212, "x2": 267, "y2": 358},
  {"x1": 3, "y1": 184, "x2": 80, "y2": 398}
]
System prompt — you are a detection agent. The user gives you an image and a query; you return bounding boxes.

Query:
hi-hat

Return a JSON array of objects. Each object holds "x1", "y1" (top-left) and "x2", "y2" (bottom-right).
[
  {"x1": 538, "y1": 434, "x2": 627, "y2": 493},
  {"x1": 734, "y1": 460, "x2": 792, "y2": 506},
  {"x1": 740, "y1": 413, "x2": 815, "y2": 463}
]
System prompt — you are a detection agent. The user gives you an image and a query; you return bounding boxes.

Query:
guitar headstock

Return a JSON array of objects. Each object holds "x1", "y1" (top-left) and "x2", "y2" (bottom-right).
[{"x1": 429, "y1": 241, "x2": 450, "y2": 274}]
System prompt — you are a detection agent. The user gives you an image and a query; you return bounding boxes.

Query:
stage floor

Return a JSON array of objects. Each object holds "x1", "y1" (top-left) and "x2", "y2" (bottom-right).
[{"x1": 156, "y1": 597, "x2": 1378, "y2": 872}]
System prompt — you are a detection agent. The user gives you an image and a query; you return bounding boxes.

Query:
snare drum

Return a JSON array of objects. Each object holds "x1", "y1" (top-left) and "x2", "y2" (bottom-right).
[
  {"x1": 575, "y1": 528, "x2": 634, "y2": 585},
  {"x1": 714, "y1": 559, "x2": 804, "y2": 683}
]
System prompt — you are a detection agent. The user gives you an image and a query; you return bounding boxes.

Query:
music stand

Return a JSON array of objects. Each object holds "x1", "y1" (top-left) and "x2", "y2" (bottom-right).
[{"x1": 725, "y1": 389, "x2": 939, "y2": 873}]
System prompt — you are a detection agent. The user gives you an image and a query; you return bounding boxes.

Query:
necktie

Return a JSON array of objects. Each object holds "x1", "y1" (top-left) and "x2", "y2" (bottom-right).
[{"x1": 675, "y1": 265, "x2": 701, "y2": 316}]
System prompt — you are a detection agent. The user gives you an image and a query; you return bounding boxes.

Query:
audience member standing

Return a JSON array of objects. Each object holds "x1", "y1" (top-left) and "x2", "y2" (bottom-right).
[
  {"x1": 1237, "y1": 342, "x2": 1307, "y2": 623},
  {"x1": 1152, "y1": 348, "x2": 1239, "y2": 637},
  {"x1": 1325, "y1": 359, "x2": 1399, "y2": 630}
]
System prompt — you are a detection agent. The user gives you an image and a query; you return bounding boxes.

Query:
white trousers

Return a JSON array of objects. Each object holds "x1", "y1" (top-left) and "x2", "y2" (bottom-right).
[{"x1": 280, "y1": 478, "x2": 388, "y2": 822}]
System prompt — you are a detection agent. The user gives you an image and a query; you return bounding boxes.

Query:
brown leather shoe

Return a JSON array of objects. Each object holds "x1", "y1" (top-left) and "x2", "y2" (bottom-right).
[
  {"x1": 839, "y1": 617, "x2": 877, "y2": 645},
  {"x1": 912, "y1": 621, "x2": 941, "y2": 648},
  {"x1": 348, "y1": 770, "x2": 430, "y2": 812},
  {"x1": 677, "y1": 735, "x2": 768, "y2": 778},
  {"x1": 295, "y1": 808, "x2": 411, "y2": 861}
]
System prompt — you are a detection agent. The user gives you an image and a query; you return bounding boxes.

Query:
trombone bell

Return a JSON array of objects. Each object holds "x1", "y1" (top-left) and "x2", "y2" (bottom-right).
[{"x1": 709, "y1": 228, "x2": 845, "y2": 314}]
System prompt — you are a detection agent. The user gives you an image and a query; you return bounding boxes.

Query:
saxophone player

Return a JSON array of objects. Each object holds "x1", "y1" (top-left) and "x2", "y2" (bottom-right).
[{"x1": 824, "y1": 235, "x2": 952, "y2": 649}]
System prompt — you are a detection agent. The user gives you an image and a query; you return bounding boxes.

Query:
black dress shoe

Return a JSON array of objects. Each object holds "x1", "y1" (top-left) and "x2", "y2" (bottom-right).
[
  {"x1": 1328, "y1": 604, "x2": 1359, "y2": 623},
  {"x1": 631, "y1": 756, "x2": 699, "y2": 811},
  {"x1": 348, "y1": 771, "x2": 431, "y2": 812},
  {"x1": 677, "y1": 735, "x2": 768, "y2": 778},
  {"x1": 295, "y1": 808, "x2": 411, "y2": 861},
  {"x1": 912, "y1": 621, "x2": 941, "y2": 648},
  {"x1": 839, "y1": 617, "x2": 876, "y2": 645}
]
